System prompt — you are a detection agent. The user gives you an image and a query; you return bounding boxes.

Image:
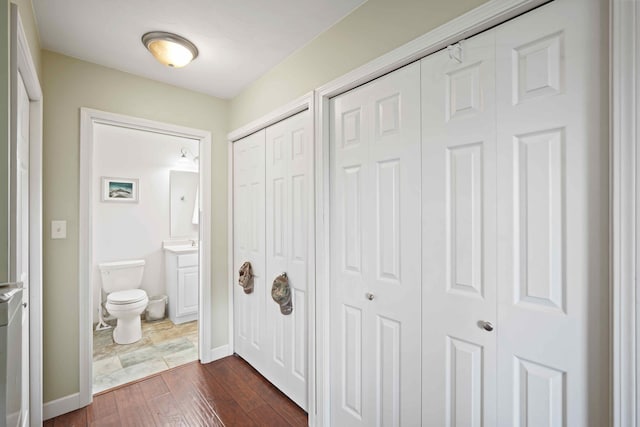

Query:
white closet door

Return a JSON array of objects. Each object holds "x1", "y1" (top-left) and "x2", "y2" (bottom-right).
[
  {"x1": 495, "y1": 0, "x2": 608, "y2": 425},
  {"x1": 330, "y1": 62, "x2": 421, "y2": 426},
  {"x1": 265, "y1": 110, "x2": 311, "y2": 410},
  {"x1": 421, "y1": 30, "x2": 497, "y2": 426},
  {"x1": 16, "y1": 71, "x2": 30, "y2": 427},
  {"x1": 233, "y1": 130, "x2": 267, "y2": 373}
]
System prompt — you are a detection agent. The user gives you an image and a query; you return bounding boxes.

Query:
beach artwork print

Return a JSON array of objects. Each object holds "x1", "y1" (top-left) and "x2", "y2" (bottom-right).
[{"x1": 102, "y1": 177, "x2": 139, "y2": 202}]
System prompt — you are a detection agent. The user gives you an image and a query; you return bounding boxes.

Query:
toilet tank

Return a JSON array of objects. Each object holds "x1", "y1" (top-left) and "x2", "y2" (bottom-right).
[{"x1": 99, "y1": 260, "x2": 145, "y2": 293}]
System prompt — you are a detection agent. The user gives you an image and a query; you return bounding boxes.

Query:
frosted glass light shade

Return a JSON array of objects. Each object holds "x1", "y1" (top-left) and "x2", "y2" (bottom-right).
[{"x1": 142, "y1": 32, "x2": 198, "y2": 68}]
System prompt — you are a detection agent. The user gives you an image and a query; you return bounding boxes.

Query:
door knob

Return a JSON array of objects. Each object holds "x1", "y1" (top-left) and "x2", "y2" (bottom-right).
[
  {"x1": 478, "y1": 320, "x2": 493, "y2": 331},
  {"x1": 365, "y1": 293, "x2": 375, "y2": 301}
]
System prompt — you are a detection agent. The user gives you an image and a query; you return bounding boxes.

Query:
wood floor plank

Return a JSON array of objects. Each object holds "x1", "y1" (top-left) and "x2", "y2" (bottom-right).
[
  {"x1": 247, "y1": 403, "x2": 291, "y2": 426},
  {"x1": 88, "y1": 413, "x2": 122, "y2": 427},
  {"x1": 86, "y1": 391, "x2": 118, "y2": 423},
  {"x1": 146, "y1": 392, "x2": 190, "y2": 426},
  {"x1": 209, "y1": 397, "x2": 258, "y2": 427},
  {"x1": 162, "y1": 364, "x2": 224, "y2": 426},
  {"x1": 173, "y1": 363, "x2": 234, "y2": 415},
  {"x1": 47, "y1": 356, "x2": 308, "y2": 427},
  {"x1": 204, "y1": 357, "x2": 267, "y2": 413},
  {"x1": 52, "y1": 407, "x2": 87, "y2": 427},
  {"x1": 137, "y1": 374, "x2": 170, "y2": 401},
  {"x1": 113, "y1": 383, "x2": 157, "y2": 426},
  {"x1": 226, "y1": 356, "x2": 308, "y2": 426}
]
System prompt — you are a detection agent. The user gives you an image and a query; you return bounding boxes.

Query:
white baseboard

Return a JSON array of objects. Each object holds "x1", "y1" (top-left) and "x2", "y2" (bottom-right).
[
  {"x1": 205, "y1": 344, "x2": 231, "y2": 363},
  {"x1": 43, "y1": 393, "x2": 82, "y2": 420}
]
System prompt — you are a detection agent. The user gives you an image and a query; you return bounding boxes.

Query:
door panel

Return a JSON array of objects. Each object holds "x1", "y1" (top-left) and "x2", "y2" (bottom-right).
[
  {"x1": 495, "y1": 1, "x2": 608, "y2": 425},
  {"x1": 233, "y1": 130, "x2": 266, "y2": 373},
  {"x1": 265, "y1": 110, "x2": 311, "y2": 410},
  {"x1": 177, "y1": 267, "x2": 198, "y2": 317},
  {"x1": 422, "y1": 0, "x2": 607, "y2": 425},
  {"x1": 421, "y1": 30, "x2": 497, "y2": 426},
  {"x1": 16, "y1": 71, "x2": 30, "y2": 427},
  {"x1": 331, "y1": 62, "x2": 421, "y2": 426}
]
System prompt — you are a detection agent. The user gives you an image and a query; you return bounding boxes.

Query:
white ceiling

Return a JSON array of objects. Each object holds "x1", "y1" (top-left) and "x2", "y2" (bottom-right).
[{"x1": 33, "y1": 0, "x2": 365, "y2": 99}]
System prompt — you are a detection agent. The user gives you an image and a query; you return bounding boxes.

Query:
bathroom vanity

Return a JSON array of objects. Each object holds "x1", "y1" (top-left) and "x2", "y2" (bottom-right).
[{"x1": 163, "y1": 243, "x2": 198, "y2": 324}]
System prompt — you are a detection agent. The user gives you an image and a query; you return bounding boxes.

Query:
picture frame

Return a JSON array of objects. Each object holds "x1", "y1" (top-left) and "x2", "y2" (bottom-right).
[{"x1": 101, "y1": 177, "x2": 139, "y2": 203}]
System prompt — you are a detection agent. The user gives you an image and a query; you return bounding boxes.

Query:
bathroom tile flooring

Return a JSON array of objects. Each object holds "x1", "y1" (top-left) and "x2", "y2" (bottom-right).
[{"x1": 93, "y1": 318, "x2": 198, "y2": 394}]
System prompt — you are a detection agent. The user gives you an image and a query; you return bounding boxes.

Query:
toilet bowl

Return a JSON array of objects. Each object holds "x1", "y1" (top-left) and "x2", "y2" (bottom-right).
[
  {"x1": 105, "y1": 289, "x2": 149, "y2": 344},
  {"x1": 99, "y1": 260, "x2": 147, "y2": 345}
]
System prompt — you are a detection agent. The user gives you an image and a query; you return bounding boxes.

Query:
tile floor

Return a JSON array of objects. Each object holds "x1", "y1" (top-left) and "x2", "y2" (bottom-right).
[{"x1": 92, "y1": 318, "x2": 198, "y2": 394}]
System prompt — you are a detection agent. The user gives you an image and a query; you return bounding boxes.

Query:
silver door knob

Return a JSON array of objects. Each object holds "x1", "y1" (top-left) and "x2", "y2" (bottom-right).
[
  {"x1": 478, "y1": 320, "x2": 494, "y2": 332},
  {"x1": 365, "y1": 293, "x2": 375, "y2": 301}
]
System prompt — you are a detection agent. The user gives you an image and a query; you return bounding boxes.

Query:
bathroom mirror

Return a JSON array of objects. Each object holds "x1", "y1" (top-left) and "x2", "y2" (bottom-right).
[{"x1": 170, "y1": 170, "x2": 199, "y2": 238}]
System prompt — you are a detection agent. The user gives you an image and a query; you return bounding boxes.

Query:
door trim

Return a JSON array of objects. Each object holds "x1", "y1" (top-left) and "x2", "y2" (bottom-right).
[
  {"x1": 611, "y1": 0, "x2": 639, "y2": 424},
  {"x1": 9, "y1": 5, "x2": 44, "y2": 426},
  {"x1": 78, "y1": 108, "x2": 212, "y2": 407},
  {"x1": 314, "y1": 0, "x2": 601, "y2": 424},
  {"x1": 227, "y1": 91, "x2": 316, "y2": 425}
]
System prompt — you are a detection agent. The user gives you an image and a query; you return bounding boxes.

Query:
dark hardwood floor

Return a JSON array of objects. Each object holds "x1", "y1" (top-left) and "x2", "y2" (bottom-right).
[{"x1": 44, "y1": 355, "x2": 308, "y2": 426}]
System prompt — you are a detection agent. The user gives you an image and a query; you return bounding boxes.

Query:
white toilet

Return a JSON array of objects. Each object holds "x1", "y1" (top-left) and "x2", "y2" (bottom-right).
[{"x1": 99, "y1": 259, "x2": 148, "y2": 344}]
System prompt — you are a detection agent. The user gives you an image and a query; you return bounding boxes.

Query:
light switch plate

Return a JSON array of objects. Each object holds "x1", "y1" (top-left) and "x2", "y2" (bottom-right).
[{"x1": 51, "y1": 220, "x2": 67, "y2": 239}]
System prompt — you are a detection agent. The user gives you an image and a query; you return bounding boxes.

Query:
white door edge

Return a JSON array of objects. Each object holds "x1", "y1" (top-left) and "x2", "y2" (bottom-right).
[
  {"x1": 78, "y1": 109, "x2": 213, "y2": 406},
  {"x1": 10, "y1": 5, "x2": 44, "y2": 426},
  {"x1": 611, "y1": 0, "x2": 639, "y2": 425},
  {"x1": 227, "y1": 92, "x2": 317, "y2": 424}
]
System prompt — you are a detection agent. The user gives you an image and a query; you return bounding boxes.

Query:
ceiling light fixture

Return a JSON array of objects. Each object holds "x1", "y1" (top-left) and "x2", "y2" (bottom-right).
[{"x1": 142, "y1": 31, "x2": 198, "y2": 68}]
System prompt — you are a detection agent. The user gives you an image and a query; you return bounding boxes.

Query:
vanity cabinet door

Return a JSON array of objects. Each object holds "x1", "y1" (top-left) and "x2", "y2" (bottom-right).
[{"x1": 177, "y1": 266, "x2": 198, "y2": 317}]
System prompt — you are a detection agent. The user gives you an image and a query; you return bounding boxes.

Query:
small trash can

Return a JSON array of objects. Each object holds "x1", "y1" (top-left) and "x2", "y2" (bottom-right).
[{"x1": 146, "y1": 295, "x2": 167, "y2": 321}]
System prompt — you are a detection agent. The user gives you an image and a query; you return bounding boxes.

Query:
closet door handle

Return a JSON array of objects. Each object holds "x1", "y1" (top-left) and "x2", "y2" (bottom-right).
[
  {"x1": 365, "y1": 293, "x2": 375, "y2": 301},
  {"x1": 478, "y1": 320, "x2": 494, "y2": 332}
]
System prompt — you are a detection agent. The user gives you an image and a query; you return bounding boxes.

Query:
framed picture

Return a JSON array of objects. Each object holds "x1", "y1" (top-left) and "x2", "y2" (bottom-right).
[{"x1": 101, "y1": 177, "x2": 139, "y2": 203}]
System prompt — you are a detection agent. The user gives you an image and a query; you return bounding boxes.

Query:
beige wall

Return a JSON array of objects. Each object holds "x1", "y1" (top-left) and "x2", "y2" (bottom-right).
[
  {"x1": 230, "y1": 0, "x2": 487, "y2": 130},
  {"x1": 41, "y1": 50, "x2": 229, "y2": 402}
]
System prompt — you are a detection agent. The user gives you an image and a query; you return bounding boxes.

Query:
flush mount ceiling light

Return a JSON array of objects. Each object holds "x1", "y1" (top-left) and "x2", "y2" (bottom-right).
[{"x1": 142, "y1": 31, "x2": 199, "y2": 68}]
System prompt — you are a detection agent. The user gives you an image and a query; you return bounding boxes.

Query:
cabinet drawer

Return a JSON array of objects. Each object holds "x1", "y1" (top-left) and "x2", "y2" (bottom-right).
[{"x1": 178, "y1": 253, "x2": 198, "y2": 268}]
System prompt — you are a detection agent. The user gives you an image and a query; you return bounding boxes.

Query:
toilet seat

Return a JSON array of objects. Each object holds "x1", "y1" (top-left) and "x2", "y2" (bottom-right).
[{"x1": 107, "y1": 289, "x2": 147, "y2": 305}]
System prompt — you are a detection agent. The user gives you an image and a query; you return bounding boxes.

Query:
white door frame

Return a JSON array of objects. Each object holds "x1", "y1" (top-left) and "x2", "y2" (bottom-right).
[
  {"x1": 78, "y1": 108, "x2": 213, "y2": 407},
  {"x1": 314, "y1": 0, "x2": 628, "y2": 425},
  {"x1": 611, "y1": 0, "x2": 639, "y2": 425},
  {"x1": 9, "y1": 5, "x2": 44, "y2": 426},
  {"x1": 227, "y1": 92, "x2": 316, "y2": 425}
]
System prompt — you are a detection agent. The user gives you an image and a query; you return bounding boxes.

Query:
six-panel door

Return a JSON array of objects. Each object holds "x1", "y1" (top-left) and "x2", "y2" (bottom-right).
[
  {"x1": 265, "y1": 111, "x2": 312, "y2": 410},
  {"x1": 330, "y1": 62, "x2": 422, "y2": 426},
  {"x1": 421, "y1": 29, "x2": 498, "y2": 426},
  {"x1": 233, "y1": 130, "x2": 267, "y2": 374},
  {"x1": 495, "y1": 0, "x2": 608, "y2": 425}
]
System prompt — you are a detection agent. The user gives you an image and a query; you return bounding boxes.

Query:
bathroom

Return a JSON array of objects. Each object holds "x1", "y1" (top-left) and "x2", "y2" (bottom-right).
[{"x1": 89, "y1": 121, "x2": 201, "y2": 393}]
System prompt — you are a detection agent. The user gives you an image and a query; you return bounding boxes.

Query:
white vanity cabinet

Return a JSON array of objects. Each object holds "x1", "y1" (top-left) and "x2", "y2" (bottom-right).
[{"x1": 164, "y1": 246, "x2": 198, "y2": 324}]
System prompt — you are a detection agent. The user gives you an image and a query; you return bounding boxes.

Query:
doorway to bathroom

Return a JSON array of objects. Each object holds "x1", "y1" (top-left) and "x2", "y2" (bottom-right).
[{"x1": 78, "y1": 109, "x2": 213, "y2": 403}]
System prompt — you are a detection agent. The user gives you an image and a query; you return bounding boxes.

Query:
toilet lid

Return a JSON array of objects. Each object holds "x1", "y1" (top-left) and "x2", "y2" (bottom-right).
[{"x1": 107, "y1": 289, "x2": 147, "y2": 305}]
